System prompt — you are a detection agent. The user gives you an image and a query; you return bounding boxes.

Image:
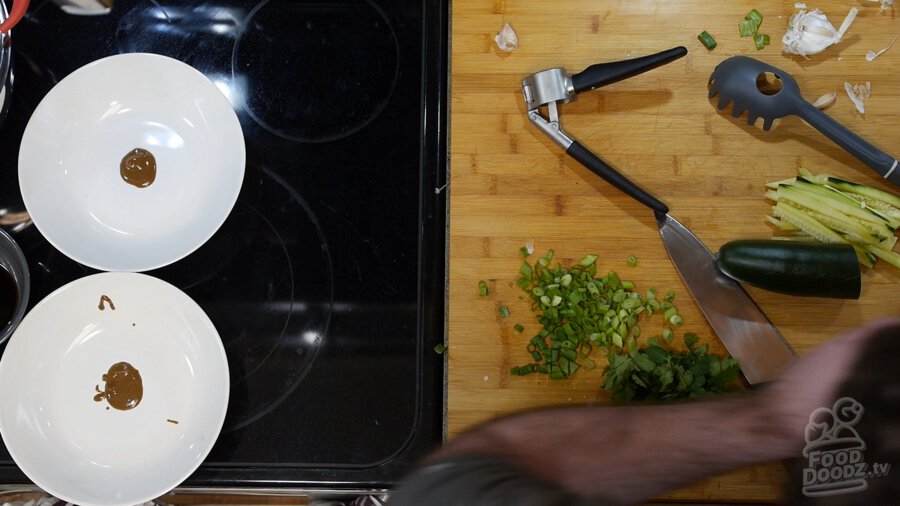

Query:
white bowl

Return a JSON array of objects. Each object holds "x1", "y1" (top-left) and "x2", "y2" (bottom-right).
[
  {"x1": 18, "y1": 53, "x2": 245, "y2": 272},
  {"x1": 0, "y1": 272, "x2": 230, "y2": 506}
]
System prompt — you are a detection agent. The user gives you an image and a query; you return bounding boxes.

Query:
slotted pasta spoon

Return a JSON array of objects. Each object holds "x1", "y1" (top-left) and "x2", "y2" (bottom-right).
[{"x1": 708, "y1": 55, "x2": 900, "y2": 186}]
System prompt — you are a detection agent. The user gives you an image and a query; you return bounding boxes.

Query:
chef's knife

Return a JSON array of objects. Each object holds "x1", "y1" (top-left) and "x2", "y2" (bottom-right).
[{"x1": 522, "y1": 47, "x2": 797, "y2": 384}]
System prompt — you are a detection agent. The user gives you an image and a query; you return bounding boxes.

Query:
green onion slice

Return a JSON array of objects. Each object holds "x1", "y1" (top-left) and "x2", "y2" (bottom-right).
[{"x1": 697, "y1": 31, "x2": 717, "y2": 50}]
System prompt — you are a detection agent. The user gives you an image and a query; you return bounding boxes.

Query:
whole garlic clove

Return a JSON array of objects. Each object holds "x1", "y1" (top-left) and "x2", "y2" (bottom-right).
[
  {"x1": 812, "y1": 92, "x2": 837, "y2": 109},
  {"x1": 782, "y1": 8, "x2": 857, "y2": 58}
]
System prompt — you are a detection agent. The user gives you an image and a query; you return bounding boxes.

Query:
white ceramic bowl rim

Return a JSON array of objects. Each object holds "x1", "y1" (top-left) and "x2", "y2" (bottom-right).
[
  {"x1": 0, "y1": 272, "x2": 230, "y2": 506},
  {"x1": 18, "y1": 52, "x2": 245, "y2": 272}
]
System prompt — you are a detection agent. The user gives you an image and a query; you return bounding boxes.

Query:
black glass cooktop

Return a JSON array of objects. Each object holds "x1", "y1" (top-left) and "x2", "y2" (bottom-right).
[{"x1": 0, "y1": 0, "x2": 446, "y2": 489}]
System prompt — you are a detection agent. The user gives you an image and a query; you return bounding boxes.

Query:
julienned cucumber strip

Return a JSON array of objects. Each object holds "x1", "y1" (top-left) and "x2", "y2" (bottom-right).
[
  {"x1": 766, "y1": 169, "x2": 900, "y2": 269},
  {"x1": 868, "y1": 245, "x2": 900, "y2": 269},
  {"x1": 778, "y1": 184, "x2": 893, "y2": 233},
  {"x1": 827, "y1": 176, "x2": 900, "y2": 209},
  {"x1": 793, "y1": 171, "x2": 900, "y2": 228},
  {"x1": 770, "y1": 202, "x2": 880, "y2": 266},
  {"x1": 798, "y1": 167, "x2": 900, "y2": 216},
  {"x1": 772, "y1": 202, "x2": 848, "y2": 243},
  {"x1": 772, "y1": 189, "x2": 887, "y2": 245}
]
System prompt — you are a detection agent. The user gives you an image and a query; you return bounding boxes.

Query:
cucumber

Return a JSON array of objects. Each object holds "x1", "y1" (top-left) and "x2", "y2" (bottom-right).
[
  {"x1": 716, "y1": 240, "x2": 861, "y2": 299},
  {"x1": 765, "y1": 169, "x2": 900, "y2": 270}
]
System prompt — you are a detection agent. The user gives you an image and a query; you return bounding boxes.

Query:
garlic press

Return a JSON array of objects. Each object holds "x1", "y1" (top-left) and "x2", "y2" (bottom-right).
[{"x1": 521, "y1": 46, "x2": 687, "y2": 213}]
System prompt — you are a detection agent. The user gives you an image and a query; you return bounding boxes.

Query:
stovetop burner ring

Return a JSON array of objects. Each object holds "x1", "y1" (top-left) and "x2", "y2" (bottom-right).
[{"x1": 232, "y1": 0, "x2": 400, "y2": 143}]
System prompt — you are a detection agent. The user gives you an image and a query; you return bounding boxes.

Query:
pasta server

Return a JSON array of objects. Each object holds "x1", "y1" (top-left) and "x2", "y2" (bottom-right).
[
  {"x1": 522, "y1": 47, "x2": 796, "y2": 384},
  {"x1": 708, "y1": 55, "x2": 900, "y2": 186}
]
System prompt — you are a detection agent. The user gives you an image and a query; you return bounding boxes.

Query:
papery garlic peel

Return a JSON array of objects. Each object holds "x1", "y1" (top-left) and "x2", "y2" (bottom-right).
[
  {"x1": 494, "y1": 22, "x2": 518, "y2": 52},
  {"x1": 866, "y1": 36, "x2": 896, "y2": 61},
  {"x1": 844, "y1": 81, "x2": 871, "y2": 114}
]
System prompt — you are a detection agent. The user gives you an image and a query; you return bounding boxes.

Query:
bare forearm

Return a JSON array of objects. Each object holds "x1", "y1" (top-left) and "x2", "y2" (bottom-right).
[
  {"x1": 401, "y1": 319, "x2": 900, "y2": 505},
  {"x1": 437, "y1": 392, "x2": 792, "y2": 504}
]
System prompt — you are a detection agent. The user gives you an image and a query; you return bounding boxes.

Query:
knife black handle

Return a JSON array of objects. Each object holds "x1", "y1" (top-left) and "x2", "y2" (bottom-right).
[
  {"x1": 571, "y1": 46, "x2": 688, "y2": 94},
  {"x1": 566, "y1": 140, "x2": 669, "y2": 215}
]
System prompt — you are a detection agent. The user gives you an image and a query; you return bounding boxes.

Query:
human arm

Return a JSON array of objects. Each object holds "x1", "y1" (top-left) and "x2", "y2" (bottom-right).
[{"x1": 391, "y1": 318, "x2": 900, "y2": 505}]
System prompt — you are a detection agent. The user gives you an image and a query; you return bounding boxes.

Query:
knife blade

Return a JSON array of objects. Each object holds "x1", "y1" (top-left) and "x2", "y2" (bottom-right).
[{"x1": 656, "y1": 212, "x2": 797, "y2": 384}]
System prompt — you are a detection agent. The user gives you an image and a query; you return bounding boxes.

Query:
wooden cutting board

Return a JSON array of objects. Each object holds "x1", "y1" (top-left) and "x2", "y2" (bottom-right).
[{"x1": 447, "y1": 0, "x2": 899, "y2": 502}]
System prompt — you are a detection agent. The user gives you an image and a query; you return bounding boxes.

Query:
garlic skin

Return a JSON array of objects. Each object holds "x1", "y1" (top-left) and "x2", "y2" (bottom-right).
[
  {"x1": 864, "y1": 0, "x2": 893, "y2": 14},
  {"x1": 782, "y1": 8, "x2": 857, "y2": 57},
  {"x1": 494, "y1": 22, "x2": 518, "y2": 52},
  {"x1": 844, "y1": 81, "x2": 871, "y2": 115},
  {"x1": 866, "y1": 36, "x2": 896, "y2": 61}
]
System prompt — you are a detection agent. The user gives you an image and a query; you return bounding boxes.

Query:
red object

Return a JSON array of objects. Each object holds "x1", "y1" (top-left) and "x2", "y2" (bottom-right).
[{"x1": 0, "y1": 0, "x2": 30, "y2": 34}]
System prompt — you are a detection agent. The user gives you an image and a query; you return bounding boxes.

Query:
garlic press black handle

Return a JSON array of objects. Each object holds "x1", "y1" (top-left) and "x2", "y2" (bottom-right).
[
  {"x1": 572, "y1": 46, "x2": 688, "y2": 94},
  {"x1": 567, "y1": 141, "x2": 670, "y2": 215}
]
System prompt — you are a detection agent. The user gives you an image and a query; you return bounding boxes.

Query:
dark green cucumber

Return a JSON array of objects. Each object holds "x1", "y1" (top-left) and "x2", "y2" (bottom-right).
[{"x1": 716, "y1": 240, "x2": 861, "y2": 299}]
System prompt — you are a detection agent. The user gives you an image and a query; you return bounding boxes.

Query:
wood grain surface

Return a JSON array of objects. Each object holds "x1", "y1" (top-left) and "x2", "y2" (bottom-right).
[{"x1": 447, "y1": 0, "x2": 899, "y2": 502}]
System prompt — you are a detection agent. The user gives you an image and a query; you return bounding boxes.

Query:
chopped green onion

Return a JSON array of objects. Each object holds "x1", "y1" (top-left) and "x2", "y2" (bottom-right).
[
  {"x1": 519, "y1": 246, "x2": 531, "y2": 257},
  {"x1": 499, "y1": 305, "x2": 511, "y2": 318},
  {"x1": 662, "y1": 327, "x2": 674, "y2": 344},
  {"x1": 434, "y1": 343, "x2": 447, "y2": 354},
  {"x1": 739, "y1": 18, "x2": 757, "y2": 37},
  {"x1": 746, "y1": 9, "x2": 763, "y2": 29},
  {"x1": 626, "y1": 337, "x2": 638, "y2": 354},
  {"x1": 627, "y1": 255, "x2": 638, "y2": 267},
  {"x1": 478, "y1": 280, "x2": 489, "y2": 296},
  {"x1": 506, "y1": 247, "x2": 712, "y2": 384},
  {"x1": 612, "y1": 334, "x2": 624, "y2": 348},
  {"x1": 753, "y1": 33, "x2": 770, "y2": 50},
  {"x1": 664, "y1": 307, "x2": 678, "y2": 321},
  {"x1": 739, "y1": 9, "x2": 763, "y2": 38},
  {"x1": 519, "y1": 263, "x2": 533, "y2": 280},
  {"x1": 697, "y1": 31, "x2": 717, "y2": 50},
  {"x1": 511, "y1": 365, "x2": 535, "y2": 376}
]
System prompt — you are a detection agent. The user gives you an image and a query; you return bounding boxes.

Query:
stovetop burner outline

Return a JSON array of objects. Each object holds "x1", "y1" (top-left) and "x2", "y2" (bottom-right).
[
  {"x1": 232, "y1": 0, "x2": 400, "y2": 143},
  {"x1": 220, "y1": 164, "x2": 335, "y2": 432}
]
